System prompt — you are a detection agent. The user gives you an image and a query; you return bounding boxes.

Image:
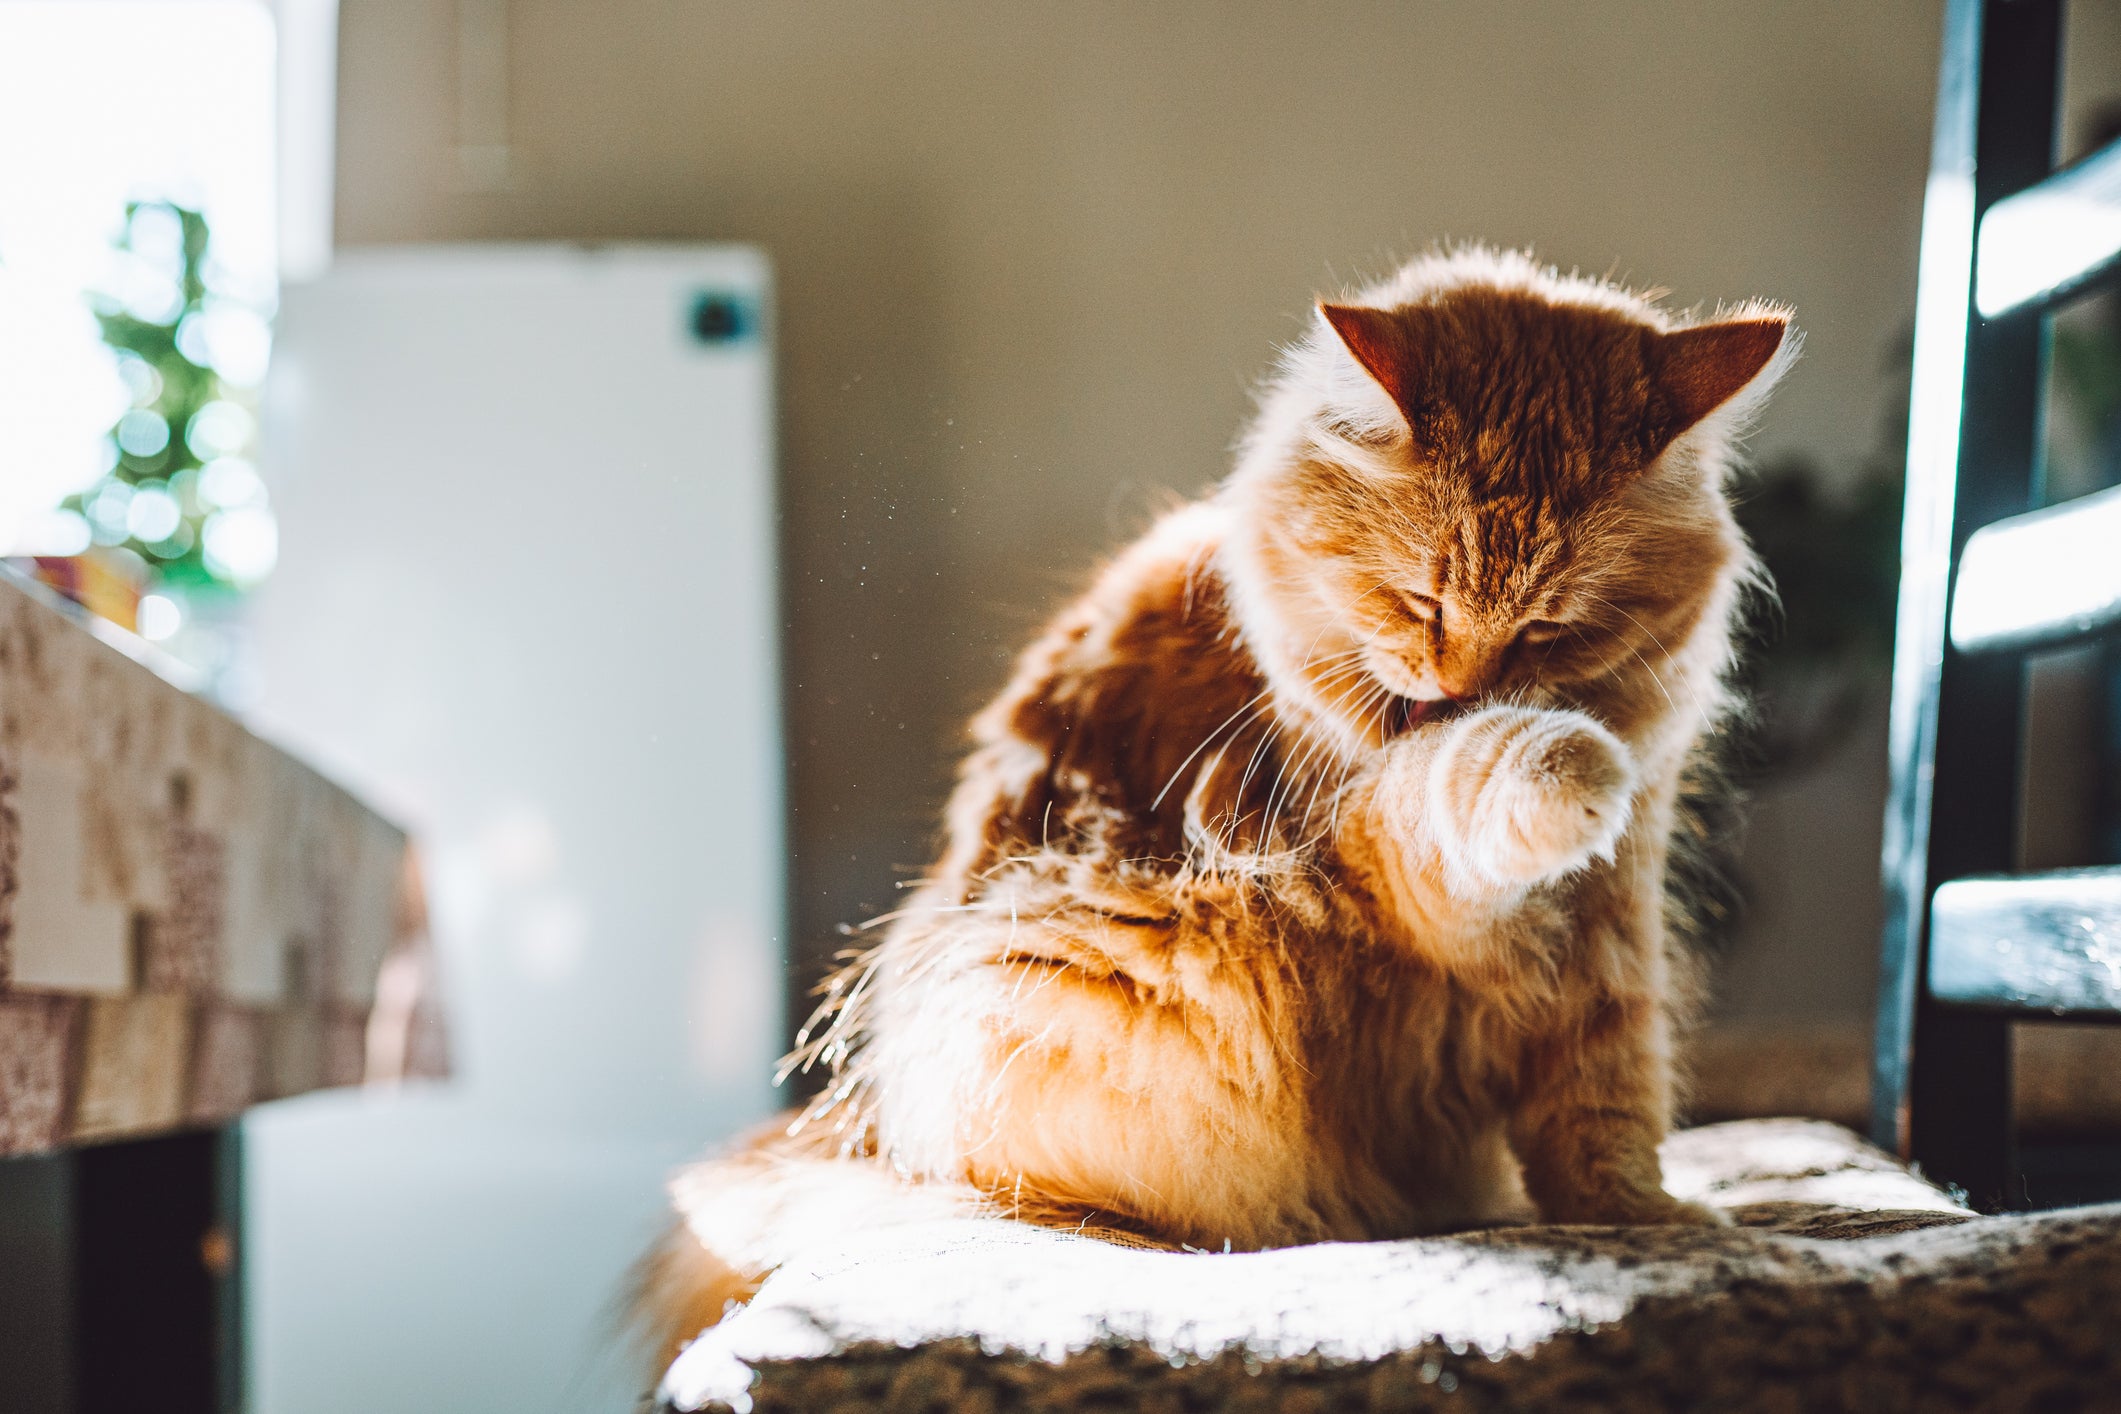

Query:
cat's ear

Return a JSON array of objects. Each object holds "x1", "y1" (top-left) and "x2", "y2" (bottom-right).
[
  {"x1": 1646, "y1": 317, "x2": 1789, "y2": 446},
  {"x1": 1319, "y1": 303, "x2": 1417, "y2": 409},
  {"x1": 1318, "y1": 303, "x2": 1442, "y2": 447}
]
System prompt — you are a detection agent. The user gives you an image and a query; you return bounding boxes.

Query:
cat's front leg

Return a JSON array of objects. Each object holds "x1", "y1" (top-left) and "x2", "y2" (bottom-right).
[{"x1": 1508, "y1": 999, "x2": 1726, "y2": 1228}]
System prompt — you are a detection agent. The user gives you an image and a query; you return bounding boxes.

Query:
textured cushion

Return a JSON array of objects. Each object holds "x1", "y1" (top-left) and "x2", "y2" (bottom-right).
[{"x1": 658, "y1": 1120, "x2": 2121, "y2": 1412}]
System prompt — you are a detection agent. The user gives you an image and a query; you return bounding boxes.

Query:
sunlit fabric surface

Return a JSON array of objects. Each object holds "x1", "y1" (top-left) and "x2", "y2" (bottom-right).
[{"x1": 659, "y1": 1120, "x2": 2121, "y2": 1412}]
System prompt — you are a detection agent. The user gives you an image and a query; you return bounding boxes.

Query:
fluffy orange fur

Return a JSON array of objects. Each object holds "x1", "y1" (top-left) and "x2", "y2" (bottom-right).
[{"x1": 639, "y1": 248, "x2": 1796, "y2": 1368}]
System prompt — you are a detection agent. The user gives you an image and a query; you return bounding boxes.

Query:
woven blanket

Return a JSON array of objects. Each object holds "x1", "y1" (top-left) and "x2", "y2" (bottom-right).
[{"x1": 658, "y1": 1120, "x2": 2121, "y2": 1412}]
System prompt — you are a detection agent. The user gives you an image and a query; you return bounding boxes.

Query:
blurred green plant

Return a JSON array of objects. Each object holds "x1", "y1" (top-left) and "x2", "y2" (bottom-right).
[
  {"x1": 2057, "y1": 318, "x2": 2121, "y2": 438},
  {"x1": 1741, "y1": 459, "x2": 1904, "y2": 677},
  {"x1": 60, "y1": 200, "x2": 274, "y2": 593},
  {"x1": 1733, "y1": 298, "x2": 2121, "y2": 780},
  {"x1": 1730, "y1": 333, "x2": 1912, "y2": 777}
]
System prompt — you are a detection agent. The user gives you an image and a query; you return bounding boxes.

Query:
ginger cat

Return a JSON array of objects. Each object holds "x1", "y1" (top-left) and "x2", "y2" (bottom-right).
[{"x1": 640, "y1": 248, "x2": 1794, "y2": 1364}]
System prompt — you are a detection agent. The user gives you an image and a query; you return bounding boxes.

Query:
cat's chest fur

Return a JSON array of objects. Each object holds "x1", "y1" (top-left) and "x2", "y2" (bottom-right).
[{"x1": 956, "y1": 503, "x2": 1602, "y2": 962}]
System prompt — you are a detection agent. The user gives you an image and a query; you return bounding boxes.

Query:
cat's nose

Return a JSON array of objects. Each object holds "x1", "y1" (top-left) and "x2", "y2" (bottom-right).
[
  {"x1": 1434, "y1": 678, "x2": 1477, "y2": 702},
  {"x1": 1437, "y1": 649, "x2": 1507, "y2": 700}
]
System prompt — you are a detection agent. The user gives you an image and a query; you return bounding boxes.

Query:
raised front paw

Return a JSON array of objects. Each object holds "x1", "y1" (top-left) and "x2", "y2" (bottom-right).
[{"x1": 1427, "y1": 705, "x2": 1636, "y2": 889}]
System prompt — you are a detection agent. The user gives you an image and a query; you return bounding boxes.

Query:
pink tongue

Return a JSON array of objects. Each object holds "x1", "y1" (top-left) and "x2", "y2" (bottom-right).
[{"x1": 1395, "y1": 697, "x2": 1457, "y2": 733}]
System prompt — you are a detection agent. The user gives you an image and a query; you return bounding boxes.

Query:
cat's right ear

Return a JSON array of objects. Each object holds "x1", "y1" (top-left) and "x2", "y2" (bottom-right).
[
  {"x1": 1319, "y1": 304, "x2": 1414, "y2": 408},
  {"x1": 1319, "y1": 303, "x2": 1441, "y2": 449}
]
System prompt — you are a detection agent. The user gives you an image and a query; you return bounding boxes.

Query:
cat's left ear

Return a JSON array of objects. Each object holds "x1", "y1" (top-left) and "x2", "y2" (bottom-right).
[{"x1": 1645, "y1": 317, "x2": 1791, "y2": 448}]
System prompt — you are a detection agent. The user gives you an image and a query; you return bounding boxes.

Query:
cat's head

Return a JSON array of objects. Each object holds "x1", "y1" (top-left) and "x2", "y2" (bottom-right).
[{"x1": 1221, "y1": 249, "x2": 1793, "y2": 751}]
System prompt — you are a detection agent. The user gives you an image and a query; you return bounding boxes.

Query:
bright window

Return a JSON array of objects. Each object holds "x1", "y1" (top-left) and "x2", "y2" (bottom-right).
[{"x1": 0, "y1": 0, "x2": 275, "y2": 567}]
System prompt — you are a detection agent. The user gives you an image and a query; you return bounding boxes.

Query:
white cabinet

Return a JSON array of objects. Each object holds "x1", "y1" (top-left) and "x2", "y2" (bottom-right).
[{"x1": 244, "y1": 246, "x2": 782, "y2": 1413}]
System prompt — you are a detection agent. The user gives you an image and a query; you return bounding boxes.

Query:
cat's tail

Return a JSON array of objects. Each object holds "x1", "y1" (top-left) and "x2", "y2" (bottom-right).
[{"x1": 628, "y1": 1115, "x2": 978, "y2": 1374}]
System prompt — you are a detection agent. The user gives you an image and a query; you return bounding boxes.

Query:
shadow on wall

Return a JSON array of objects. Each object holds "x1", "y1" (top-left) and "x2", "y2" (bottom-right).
[
  {"x1": 397, "y1": 177, "x2": 964, "y2": 1040},
  {"x1": 743, "y1": 181, "x2": 961, "y2": 1028}
]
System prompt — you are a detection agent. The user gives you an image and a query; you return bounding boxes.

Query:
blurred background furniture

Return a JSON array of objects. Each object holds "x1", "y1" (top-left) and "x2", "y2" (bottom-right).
[
  {"x1": 241, "y1": 244, "x2": 784, "y2": 1413},
  {"x1": 0, "y1": 563, "x2": 442, "y2": 1414},
  {"x1": 1875, "y1": 0, "x2": 2121, "y2": 1212}
]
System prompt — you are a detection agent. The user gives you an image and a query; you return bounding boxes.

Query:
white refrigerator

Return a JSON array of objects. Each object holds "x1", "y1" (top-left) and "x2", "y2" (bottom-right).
[{"x1": 244, "y1": 245, "x2": 782, "y2": 1413}]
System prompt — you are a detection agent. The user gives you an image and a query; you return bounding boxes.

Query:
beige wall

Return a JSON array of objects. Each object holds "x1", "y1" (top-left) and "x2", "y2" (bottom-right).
[{"x1": 333, "y1": 0, "x2": 1952, "y2": 1029}]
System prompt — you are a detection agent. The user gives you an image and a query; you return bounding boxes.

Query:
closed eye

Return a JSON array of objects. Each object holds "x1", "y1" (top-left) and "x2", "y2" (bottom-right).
[
  {"x1": 1516, "y1": 619, "x2": 1569, "y2": 646},
  {"x1": 1400, "y1": 591, "x2": 1441, "y2": 622}
]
